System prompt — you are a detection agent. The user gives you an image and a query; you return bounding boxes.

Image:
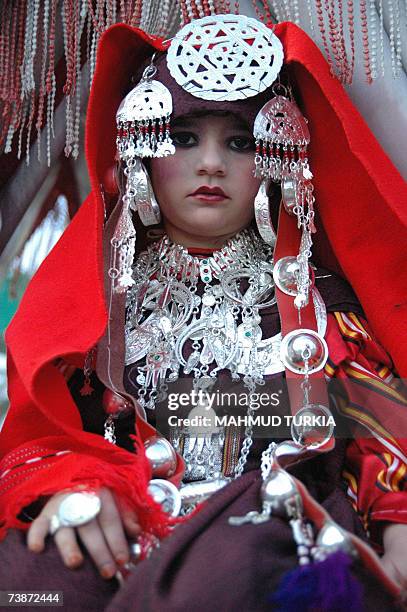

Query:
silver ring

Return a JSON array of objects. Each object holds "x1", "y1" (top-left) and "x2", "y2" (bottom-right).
[{"x1": 49, "y1": 492, "x2": 101, "y2": 536}]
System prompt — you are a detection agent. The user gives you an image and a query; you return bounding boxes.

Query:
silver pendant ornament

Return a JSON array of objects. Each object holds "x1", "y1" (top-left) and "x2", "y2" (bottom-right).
[
  {"x1": 229, "y1": 441, "x2": 356, "y2": 567},
  {"x1": 167, "y1": 14, "x2": 284, "y2": 102},
  {"x1": 253, "y1": 87, "x2": 311, "y2": 182},
  {"x1": 126, "y1": 158, "x2": 161, "y2": 226},
  {"x1": 254, "y1": 85, "x2": 317, "y2": 314}
]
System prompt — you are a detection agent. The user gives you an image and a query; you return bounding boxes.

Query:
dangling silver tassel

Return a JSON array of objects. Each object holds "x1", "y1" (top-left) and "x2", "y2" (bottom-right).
[
  {"x1": 254, "y1": 86, "x2": 316, "y2": 317},
  {"x1": 109, "y1": 193, "x2": 136, "y2": 293}
]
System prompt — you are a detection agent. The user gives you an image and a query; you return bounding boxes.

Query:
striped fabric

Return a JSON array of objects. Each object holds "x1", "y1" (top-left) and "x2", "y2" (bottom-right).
[{"x1": 325, "y1": 312, "x2": 407, "y2": 544}]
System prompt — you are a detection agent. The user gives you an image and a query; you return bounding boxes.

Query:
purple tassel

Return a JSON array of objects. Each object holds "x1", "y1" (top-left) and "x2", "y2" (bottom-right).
[{"x1": 272, "y1": 551, "x2": 364, "y2": 612}]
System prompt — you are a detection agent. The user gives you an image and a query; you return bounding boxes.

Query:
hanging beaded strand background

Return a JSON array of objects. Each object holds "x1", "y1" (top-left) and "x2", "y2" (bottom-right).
[{"x1": 0, "y1": 0, "x2": 405, "y2": 165}]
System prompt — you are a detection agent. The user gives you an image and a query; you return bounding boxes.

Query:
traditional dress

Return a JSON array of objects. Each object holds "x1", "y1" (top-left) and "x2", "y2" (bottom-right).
[{"x1": 0, "y1": 18, "x2": 406, "y2": 612}]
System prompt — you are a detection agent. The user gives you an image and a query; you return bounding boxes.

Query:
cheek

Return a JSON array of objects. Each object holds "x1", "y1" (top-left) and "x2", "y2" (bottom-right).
[
  {"x1": 150, "y1": 158, "x2": 175, "y2": 195},
  {"x1": 231, "y1": 160, "x2": 260, "y2": 198}
]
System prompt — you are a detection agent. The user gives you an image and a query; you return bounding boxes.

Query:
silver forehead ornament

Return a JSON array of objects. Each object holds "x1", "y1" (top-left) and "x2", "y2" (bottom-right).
[{"x1": 167, "y1": 14, "x2": 284, "y2": 101}]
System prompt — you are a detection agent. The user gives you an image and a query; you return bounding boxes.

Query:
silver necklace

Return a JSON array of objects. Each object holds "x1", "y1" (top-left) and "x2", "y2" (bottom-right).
[
  {"x1": 125, "y1": 229, "x2": 282, "y2": 413},
  {"x1": 124, "y1": 230, "x2": 330, "y2": 509}
]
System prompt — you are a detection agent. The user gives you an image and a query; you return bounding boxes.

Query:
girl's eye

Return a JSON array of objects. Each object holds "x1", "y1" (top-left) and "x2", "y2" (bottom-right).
[
  {"x1": 229, "y1": 136, "x2": 255, "y2": 152},
  {"x1": 171, "y1": 132, "x2": 197, "y2": 147}
]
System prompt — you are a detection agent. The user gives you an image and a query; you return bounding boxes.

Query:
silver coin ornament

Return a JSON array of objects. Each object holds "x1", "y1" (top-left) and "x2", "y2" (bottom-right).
[
  {"x1": 58, "y1": 492, "x2": 101, "y2": 528},
  {"x1": 144, "y1": 436, "x2": 178, "y2": 478},
  {"x1": 167, "y1": 14, "x2": 284, "y2": 101},
  {"x1": 280, "y1": 329, "x2": 328, "y2": 375},
  {"x1": 148, "y1": 478, "x2": 181, "y2": 517},
  {"x1": 291, "y1": 404, "x2": 335, "y2": 449}
]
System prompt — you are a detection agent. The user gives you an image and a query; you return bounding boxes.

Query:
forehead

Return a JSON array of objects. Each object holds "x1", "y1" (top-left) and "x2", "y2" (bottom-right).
[{"x1": 172, "y1": 113, "x2": 252, "y2": 131}]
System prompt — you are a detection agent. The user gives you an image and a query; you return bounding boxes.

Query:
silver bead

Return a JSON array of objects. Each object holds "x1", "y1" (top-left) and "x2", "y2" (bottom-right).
[
  {"x1": 144, "y1": 436, "x2": 177, "y2": 478},
  {"x1": 147, "y1": 478, "x2": 181, "y2": 517},
  {"x1": 130, "y1": 542, "x2": 142, "y2": 561},
  {"x1": 299, "y1": 556, "x2": 310, "y2": 565},
  {"x1": 273, "y1": 256, "x2": 299, "y2": 296},
  {"x1": 294, "y1": 292, "x2": 308, "y2": 309},
  {"x1": 280, "y1": 329, "x2": 328, "y2": 374}
]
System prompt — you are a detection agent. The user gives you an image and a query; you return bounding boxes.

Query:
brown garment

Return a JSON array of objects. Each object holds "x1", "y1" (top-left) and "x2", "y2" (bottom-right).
[{"x1": 0, "y1": 466, "x2": 398, "y2": 611}]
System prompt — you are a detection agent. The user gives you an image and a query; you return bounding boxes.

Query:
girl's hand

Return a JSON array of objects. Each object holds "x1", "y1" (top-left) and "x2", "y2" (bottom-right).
[
  {"x1": 27, "y1": 488, "x2": 141, "y2": 579},
  {"x1": 380, "y1": 523, "x2": 407, "y2": 588}
]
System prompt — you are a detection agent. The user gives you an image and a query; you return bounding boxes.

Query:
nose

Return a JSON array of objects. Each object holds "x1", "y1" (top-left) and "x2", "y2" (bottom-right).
[{"x1": 195, "y1": 140, "x2": 226, "y2": 177}]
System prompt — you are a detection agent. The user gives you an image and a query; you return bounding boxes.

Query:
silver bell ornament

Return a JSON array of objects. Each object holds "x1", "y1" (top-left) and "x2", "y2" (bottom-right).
[
  {"x1": 147, "y1": 478, "x2": 181, "y2": 517},
  {"x1": 273, "y1": 256, "x2": 300, "y2": 296},
  {"x1": 314, "y1": 521, "x2": 357, "y2": 560},
  {"x1": 280, "y1": 329, "x2": 328, "y2": 375},
  {"x1": 291, "y1": 404, "x2": 335, "y2": 449},
  {"x1": 144, "y1": 436, "x2": 177, "y2": 478}
]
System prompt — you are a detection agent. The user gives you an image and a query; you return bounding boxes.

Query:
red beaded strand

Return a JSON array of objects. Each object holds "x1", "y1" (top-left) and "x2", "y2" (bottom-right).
[
  {"x1": 359, "y1": 0, "x2": 372, "y2": 83},
  {"x1": 35, "y1": 1, "x2": 50, "y2": 159},
  {"x1": 315, "y1": 0, "x2": 334, "y2": 75},
  {"x1": 336, "y1": 0, "x2": 350, "y2": 83},
  {"x1": 132, "y1": 0, "x2": 143, "y2": 27},
  {"x1": 346, "y1": 0, "x2": 355, "y2": 84},
  {"x1": 324, "y1": 0, "x2": 345, "y2": 80},
  {"x1": 262, "y1": 0, "x2": 273, "y2": 26},
  {"x1": 251, "y1": 0, "x2": 265, "y2": 23}
]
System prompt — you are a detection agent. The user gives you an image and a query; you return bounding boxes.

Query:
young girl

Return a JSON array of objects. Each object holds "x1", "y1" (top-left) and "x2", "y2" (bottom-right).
[{"x1": 1, "y1": 14, "x2": 406, "y2": 611}]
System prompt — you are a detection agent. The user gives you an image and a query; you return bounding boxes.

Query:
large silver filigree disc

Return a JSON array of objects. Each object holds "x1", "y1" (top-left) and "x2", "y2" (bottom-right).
[
  {"x1": 116, "y1": 80, "x2": 173, "y2": 123},
  {"x1": 167, "y1": 15, "x2": 284, "y2": 101},
  {"x1": 254, "y1": 95, "x2": 310, "y2": 144}
]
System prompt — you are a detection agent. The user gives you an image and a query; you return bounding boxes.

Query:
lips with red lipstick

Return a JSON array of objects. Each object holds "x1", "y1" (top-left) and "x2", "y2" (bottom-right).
[{"x1": 189, "y1": 186, "x2": 229, "y2": 202}]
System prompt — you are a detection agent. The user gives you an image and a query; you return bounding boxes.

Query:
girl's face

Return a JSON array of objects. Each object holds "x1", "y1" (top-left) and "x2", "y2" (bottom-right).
[{"x1": 150, "y1": 114, "x2": 261, "y2": 249}]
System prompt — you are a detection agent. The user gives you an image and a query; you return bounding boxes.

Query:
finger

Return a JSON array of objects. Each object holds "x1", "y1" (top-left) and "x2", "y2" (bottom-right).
[
  {"x1": 54, "y1": 527, "x2": 84, "y2": 569},
  {"x1": 27, "y1": 515, "x2": 50, "y2": 553},
  {"x1": 97, "y1": 490, "x2": 130, "y2": 565},
  {"x1": 121, "y1": 511, "x2": 142, "y2": 538},
  {"x1": 115, "y1": 497, "x2": 141, "y2": 538},
  {"x1": 77, "y1": 519, "x2": 116, "y2": 579}
]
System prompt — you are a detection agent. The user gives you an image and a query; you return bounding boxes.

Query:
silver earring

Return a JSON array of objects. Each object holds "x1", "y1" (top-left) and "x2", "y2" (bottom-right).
[
  {"x1": 128, "y1": 158, "x2": 161, "y2": 226},
  {"x1": 254, "y1": 86, "x2": 316, "y2": 313},
  {"x1": 254, "y1": 179, "x2": 276, "y2": 246}
]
